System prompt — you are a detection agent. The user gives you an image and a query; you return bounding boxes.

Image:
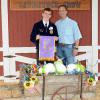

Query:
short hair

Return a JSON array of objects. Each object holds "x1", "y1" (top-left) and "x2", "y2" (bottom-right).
[
  {"x1": 42, "y1": 8, "x2": 53, "y2": 14},
  {"x1": 58, "y1": 5, "x2": 68, "y2": 10}
]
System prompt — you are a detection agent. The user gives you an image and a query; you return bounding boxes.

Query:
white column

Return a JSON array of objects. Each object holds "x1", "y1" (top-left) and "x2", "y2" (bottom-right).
[
  {"x1": 92, "y1": 0, "x2": 98, "y2": 73},
  {"x1": 1, "y1": 0, "x2": 16, "y2": 82},
  {"x1": 1, "y1": 0, "x2": 10, "y2": 76}
]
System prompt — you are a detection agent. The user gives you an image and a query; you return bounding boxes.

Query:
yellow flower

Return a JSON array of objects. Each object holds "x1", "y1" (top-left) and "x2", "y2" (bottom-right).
[
  {"x1": 24, "y1": 81, "x2": 35, "y2": 89},
  {"x1": 87, "y1": 77, "x2": 94, "y2": 86},
  {"x1": 30, "y1": 76, "x2": 39, "y2": 84}
]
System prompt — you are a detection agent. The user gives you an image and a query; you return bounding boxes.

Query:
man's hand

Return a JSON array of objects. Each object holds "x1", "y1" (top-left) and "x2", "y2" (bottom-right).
[
  {"x1": 54, "y1": 36, "x2": 58, "y2": 41},
  {"x1": 73, "y1": 49, "x2": 78, "y2": 56},
  {"x1": 36, "y1": 35, "x2": 40, "y2": 40}
]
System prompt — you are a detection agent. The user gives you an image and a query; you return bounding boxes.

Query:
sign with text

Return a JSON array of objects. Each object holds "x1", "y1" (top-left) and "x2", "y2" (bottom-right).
[
  {"x1": 10, "y1": 0, "x2": 90, "y2": 10},
  {"x1": 39, "y1": 36, "x2": 55, "y2": 61}
]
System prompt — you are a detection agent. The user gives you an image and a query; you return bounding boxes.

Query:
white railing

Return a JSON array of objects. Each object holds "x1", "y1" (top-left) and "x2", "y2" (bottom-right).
[{"x1": 0, "y1": 46, "x2": 96, "y2": 81}]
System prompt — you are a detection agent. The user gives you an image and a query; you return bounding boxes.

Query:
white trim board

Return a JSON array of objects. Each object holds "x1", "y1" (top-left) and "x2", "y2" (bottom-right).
[
  {"x1": 9, "y1": 47, "x2": 36, "y2": 53},
  {"x1": 92, "y1": 0, "x2": 98, "y2": 73}
]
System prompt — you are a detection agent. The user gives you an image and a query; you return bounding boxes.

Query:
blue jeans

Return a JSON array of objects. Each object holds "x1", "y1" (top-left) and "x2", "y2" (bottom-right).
[{"x1": 57, "y1": 44, "x2": 75, "y2": 66}]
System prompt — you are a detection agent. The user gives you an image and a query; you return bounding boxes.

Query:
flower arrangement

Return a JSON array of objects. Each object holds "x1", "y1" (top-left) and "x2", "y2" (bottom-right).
[
  {"x1": 84, "y1": 70, "x2": 98, "y2": 87},
  {"x1": 20, "y1": 64, "x2": 40, "y2": 93}
]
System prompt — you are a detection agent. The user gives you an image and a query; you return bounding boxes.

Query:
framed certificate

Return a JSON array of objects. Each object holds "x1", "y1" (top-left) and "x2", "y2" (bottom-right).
[{"x1": 39, "y1": 36, "x2": 55, "y2": 61}]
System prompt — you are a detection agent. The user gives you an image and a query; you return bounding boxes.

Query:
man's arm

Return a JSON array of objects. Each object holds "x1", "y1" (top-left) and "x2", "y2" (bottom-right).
[
  {"x1": 73, "y1": 22, "x2": 82, "y2": 56},
  {"x1": 73, "y1": 39, "x2": 80, "y2": 56},
  {"x1": 74, "y1": 39, "x2": 80, "y2": 49},
  {"x1": 30, "y1": 23, "x2": 38, "y2": 43},
  {"x1": 54, "y1": 24, "x2": 58, "y2": 41}
]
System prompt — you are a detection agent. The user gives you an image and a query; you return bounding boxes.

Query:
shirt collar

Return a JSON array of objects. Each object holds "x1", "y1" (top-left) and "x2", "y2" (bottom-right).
[
  {"x1": 42, "y1": 20, "x2": 49, "y2": 27},
  {"x1": 61, "y1": 16, "x2": 69, "y2": 21}
]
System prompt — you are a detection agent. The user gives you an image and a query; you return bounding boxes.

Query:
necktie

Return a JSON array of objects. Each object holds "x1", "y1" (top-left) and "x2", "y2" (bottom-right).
[{"x1": 45, "y1": 23, "x2": 47, "y2": 32}]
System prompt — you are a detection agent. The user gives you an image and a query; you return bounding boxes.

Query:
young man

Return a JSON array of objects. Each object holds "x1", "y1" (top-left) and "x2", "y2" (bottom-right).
[
  {"x1": 55, "y1": 5, "x2": 82, "y2": 66},
  {"x1": 30, "y1": 8, "x2": 58, "y2": 66}
]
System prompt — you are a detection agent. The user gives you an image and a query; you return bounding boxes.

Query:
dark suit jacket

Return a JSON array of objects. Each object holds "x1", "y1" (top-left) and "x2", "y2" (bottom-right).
[{"x1": 30, "y1": 20, "x2": 58, "y2": 48}]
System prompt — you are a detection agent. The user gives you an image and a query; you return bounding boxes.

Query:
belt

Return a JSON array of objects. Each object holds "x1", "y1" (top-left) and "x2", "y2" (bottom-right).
[{"x1": 59, "y1": 43, "x2": 73, "y2": 47}]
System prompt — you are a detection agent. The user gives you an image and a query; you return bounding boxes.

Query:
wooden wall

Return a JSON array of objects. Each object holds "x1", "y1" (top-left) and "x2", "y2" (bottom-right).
[{"x1": 8, "y1": 2, "x2": 92, "y2": 47}]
